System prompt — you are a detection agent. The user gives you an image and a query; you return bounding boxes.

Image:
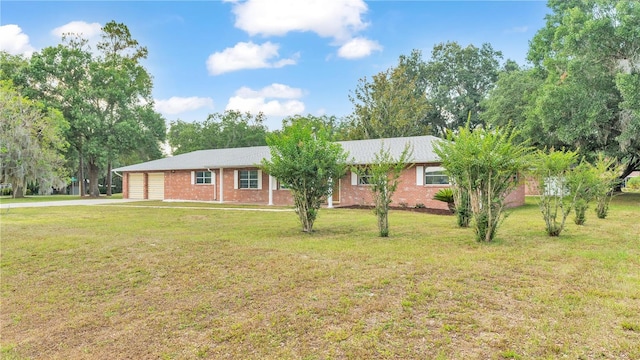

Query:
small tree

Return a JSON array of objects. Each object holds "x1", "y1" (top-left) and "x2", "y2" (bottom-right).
[
  {"x1": 531, "y1": 148, "x2": 583, "y2": 236},
  {"x1": 261, "y1": 117, "x2": 348, "y2": 233},
  {"x1": 568, "y1": 161, "x2": 599, "y2": 225},
  {"x1": 592, "y1": 154, "x2": 622, "y2": 219},
  {"x1": 354, "y1": 143, "x2": 412, "y2": 237},
  {"x1": 434, "y1": 125, "x2": 531, "y2": 242}
]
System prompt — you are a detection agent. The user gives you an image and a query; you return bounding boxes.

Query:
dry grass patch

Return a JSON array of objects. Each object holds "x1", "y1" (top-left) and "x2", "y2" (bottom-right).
[{"x1": 1, "y1": 195, "x2": 639, "y2": 359}]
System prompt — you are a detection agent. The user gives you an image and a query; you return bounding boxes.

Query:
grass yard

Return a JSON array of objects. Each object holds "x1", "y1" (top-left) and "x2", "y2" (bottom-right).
[
  {"x1": 1, "y1": 195, "x2": 639, "y2": 359},
  {"x1": 0, "y1": 194, "x2": 123, "y2": 204}
]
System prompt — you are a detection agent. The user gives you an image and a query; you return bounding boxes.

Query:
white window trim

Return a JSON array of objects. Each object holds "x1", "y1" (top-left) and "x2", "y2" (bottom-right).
[
  {"x1": 195, "y1": 170, "x2": 214, "y2": 185},
  {"x1": 424, "y1": 166, "x2": 449, "y2": 185},
  {"x1": 238, "y1": 169, "x2": 261, "y2": 189}
]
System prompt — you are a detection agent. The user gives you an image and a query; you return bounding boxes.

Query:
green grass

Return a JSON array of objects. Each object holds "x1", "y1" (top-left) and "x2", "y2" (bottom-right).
[
  {"x1": 0, "y1": 193, "x2": 123, "y2": 204},
  {"x1": 1, "y1": 194, "x2": 639, "y2": 359}
]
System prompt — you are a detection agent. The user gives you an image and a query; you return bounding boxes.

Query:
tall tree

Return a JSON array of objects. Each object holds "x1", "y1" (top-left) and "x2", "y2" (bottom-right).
[
  {"x1": 261, "y1": 116, "x2": 348, "y2": 233},
  {"x1": 94, "y1": 21, "x2": 164, "y2": 196},
  {"x1": 168, "y1": 110, "x2": 267, "y2": 155},
  {"x1": 526, "y1": 0, "x2": 640, "y2": 178},
  {"x1": 0, "y1": 81, "x2": 68, "y2": 197},
  {"x1": 27, "y1": 22, "x2": 165, "y2": 197},
  {"x1": 424, "y1": 42, "x2": 503, "y2": 136},
  {"x1": 347, "y1": 50, "x2": 431, "y2": 139}
]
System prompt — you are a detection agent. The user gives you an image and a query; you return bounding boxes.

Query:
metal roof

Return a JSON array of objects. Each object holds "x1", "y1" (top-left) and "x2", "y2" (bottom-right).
[{"x1": 113, "y1": 135, "x2": 442, "y2": 172}]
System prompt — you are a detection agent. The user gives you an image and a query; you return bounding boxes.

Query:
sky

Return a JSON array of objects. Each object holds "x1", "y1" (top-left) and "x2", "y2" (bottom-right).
[{"x1": 1, "y1": 0, "x2": 550, "y2": 131}]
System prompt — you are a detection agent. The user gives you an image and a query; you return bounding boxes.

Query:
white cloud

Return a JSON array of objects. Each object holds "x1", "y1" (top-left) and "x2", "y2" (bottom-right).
[
  {"x1": 154, "y1": 97, "x2": 214, "y2": 115},
  {"x1": 51, "y1": 21, "x2": 102, "y2": 40},
  {"x1": 225, "y1": 83, "x2": 305, "y2": 117},
  {"x1": 231, "y1": 0, "x2": 369, "y2": 41},
  {"x1": 337, "y1": 37, "x2": 382, "y2": 59},
  {"x1": 0, "y1": 25, "x2": 35, "y2": 56},
  {"x1": 206, "y1": 41, "x2": 297, "y2": 75}
]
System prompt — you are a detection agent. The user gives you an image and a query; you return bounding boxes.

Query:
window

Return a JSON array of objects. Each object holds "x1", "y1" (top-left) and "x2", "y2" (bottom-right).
[
  {"x1": 196, "y1": 171, "x2": 212, "y2": 184},
  {"x1": 424, "y1": 167, "x2": 449, "y2": 185},
  {"x1": 239, "y1": 170, "x2": 259, "y2": 189},
  {"x1": 358, "y1": 168, "x2": 373, "y2": 185}
]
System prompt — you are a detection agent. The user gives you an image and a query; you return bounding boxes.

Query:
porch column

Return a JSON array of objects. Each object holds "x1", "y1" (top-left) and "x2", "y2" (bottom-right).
[
  {"x1": 268, "y1": 175, "x2": 274, "y2": 206},
  {"x1": 219, "y1": 168, "x2": 224, "y2": 203},
  {"x1": 327, "y1": 178, "x2": 334, "y2": 208}
]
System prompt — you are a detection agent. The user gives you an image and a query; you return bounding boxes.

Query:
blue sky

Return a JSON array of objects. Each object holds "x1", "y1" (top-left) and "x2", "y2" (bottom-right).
[{"x1": 1, "y1": 0, "x2": 550, "y2": 130}]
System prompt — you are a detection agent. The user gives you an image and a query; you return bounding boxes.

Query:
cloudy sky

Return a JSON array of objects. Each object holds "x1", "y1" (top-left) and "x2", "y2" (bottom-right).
[{"x1": 1, "y1": 0, "x2": 549, "y2": 130}]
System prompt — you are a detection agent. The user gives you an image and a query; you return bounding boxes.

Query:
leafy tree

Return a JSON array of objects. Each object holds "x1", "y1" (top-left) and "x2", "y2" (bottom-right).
[
  {"x1": 424, "y1": 42, "x2": 504, "y2": 136},
  {"x1": 526, "y1": 0, "x2": 640, "y2": 179},
  {"x1": 169, "y1": 110, "x2": 267, "y2": 155},
  {"x1": 434, "y1": 126, "x2": 531, "y2": 242},
  {"x1": 569, "y1": 161, "x2": 600, "y2": 225},
  {"x1": 591, "y1": 154, "x2": 623, "y2": 219},
  {"x1": 353, "y1": 143, "x2": 413, "y2": 237},
  {"x1": 96, "y1": 21, "x2": 164, "y2": 196},
  {"x1": 0, "y1": 81, "x2": 68, "y2": 197},
  {"x1": 347, "y1": 50, "x2": 431, "y2": 139},
  {"x1": 261, "y1": 117, "x2": 348, "y2": 233},
  {"x1": 530, "y1": 148, "x2": 586, "y2": 236},
  {"x1": 27, "y1": 22, "x2": 165, "y2": 197},
  {"x1": 482, "y1": 67, "x2": 544, "y2": 140}
]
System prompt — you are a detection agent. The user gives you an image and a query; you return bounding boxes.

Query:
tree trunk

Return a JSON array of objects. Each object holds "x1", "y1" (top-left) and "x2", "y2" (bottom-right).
[
  {"x1": 106, "y1": 161, "x2": 112, "y2": 196},
  {"x1": 79, "y1": 153, "x2": 85, "y2": 197},
  {"x1": 88, "y1": 160, "x2": 100, "y2": 197},
  {"x1": 12, "y1": 183, "x2": 24, "y2": 198}
]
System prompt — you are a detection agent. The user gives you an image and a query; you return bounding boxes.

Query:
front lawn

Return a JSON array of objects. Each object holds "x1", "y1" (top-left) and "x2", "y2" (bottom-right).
[
  {"x1": 1, "y1": 194, "x2": 639, "y2": 359},
  {"x1": 0, "y1": 194, "x2": 123, "y2": 204}
]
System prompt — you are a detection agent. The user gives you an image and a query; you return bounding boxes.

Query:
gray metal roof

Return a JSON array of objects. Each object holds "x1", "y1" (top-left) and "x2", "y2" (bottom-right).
[{"x1": 113, "y1": 135, "x2": 442, "y2": 172}]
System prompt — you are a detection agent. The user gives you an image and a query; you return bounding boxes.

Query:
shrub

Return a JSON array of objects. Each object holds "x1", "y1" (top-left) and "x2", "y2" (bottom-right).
[
  {"x1": 434, "y1": 125, "x2": 532, "y2": 242},
  {"x1": 627, "y1": 176, "x2": 640, "y2": 190}
]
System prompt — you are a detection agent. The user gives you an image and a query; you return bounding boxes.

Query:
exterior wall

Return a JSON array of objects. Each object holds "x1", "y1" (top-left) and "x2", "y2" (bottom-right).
[
  {"x1": 505, "y1": 182, "x2": 526, "y2": 207},
  {"x1": 123, "y1": 172, "x2": 129, "y2": 198},
  {"x1": 121, "y1": 165, "x2": 525, "y2": 209},
  {"x1": 339, "y1": 165, "x2": 450, "y2": 210},
  {"x1": 164, "y1": 170, "x2": 216, "y2": 201}
]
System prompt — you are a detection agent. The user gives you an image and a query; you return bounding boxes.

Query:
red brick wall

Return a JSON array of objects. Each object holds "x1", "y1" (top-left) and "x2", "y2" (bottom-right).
[
  {"x1": 164, "y1": 170, "x2": 217, "y2": 201},
  {"x1": 339, "y1": 166, "x2": 450, "y2": 210},
  {"x1": 121, "y1": 166, "x2": 525, "y2": 208},
  {"x1": 505, "y1": 182, "x2": 526, "y2": 207}
]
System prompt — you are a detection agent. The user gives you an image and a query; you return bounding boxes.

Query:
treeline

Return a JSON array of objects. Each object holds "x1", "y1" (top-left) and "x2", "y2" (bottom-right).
[
  {"x1": 1, "y1": 22, "x2": 166, "y2": 197},
  {"x1": 168, "y1": 0, "x2": 640, "y2": 180},
  {"x1": 2, "y1": 0, "x2": 638, "y2": 198}
]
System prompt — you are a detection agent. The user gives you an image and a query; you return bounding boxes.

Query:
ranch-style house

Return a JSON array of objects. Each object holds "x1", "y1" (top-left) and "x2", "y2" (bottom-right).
[{"x1": 113, "y1": 135, "x2": 525, "y2": 210}]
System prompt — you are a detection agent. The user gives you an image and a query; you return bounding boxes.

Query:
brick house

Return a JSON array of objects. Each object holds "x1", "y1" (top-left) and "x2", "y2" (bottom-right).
[{"x1": 113, "y1": 135, "x2": 525, "y2": 210}]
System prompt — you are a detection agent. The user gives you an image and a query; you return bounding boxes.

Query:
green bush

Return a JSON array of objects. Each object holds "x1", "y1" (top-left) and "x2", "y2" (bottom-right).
[
  {"x1": 627, "y1": 177, "x2": 640, "y2": 190},
  {"x1": 1, "y1": 188, "x2": 12, "y2": 196}
]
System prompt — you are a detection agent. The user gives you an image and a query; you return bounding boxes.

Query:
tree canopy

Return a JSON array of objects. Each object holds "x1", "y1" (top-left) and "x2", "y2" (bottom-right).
[
  {"x1": 168, "y1": 110, "x2": 267, "y2": 155},
  {"x1": 261, "y1": 116, "x2": 348, "y2": 233},
  {"x1": 0, "y1": 81, "x2": 68, "y2": 197},
  {"x1": 485, "y1": 0, "x2": 640, "y2": 177}
]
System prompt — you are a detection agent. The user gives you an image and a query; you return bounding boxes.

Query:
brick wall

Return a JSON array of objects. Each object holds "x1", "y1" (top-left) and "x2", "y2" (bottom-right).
[
  {"x1": 122, "y1": 166, "x2": 525, "y2": 209},
  {"x1": 164, "y1": 170, "x2": 216, "y2": 201},
  {"x1": 339, "y1": 166, "x2": 450, "y2": 210}
]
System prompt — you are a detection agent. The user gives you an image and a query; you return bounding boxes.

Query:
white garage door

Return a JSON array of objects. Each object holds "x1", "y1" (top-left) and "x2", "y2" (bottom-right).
[
  {"x1": 148, "y1": 173, "x2": 165, "y2": 200},
  {"x1": 129, "y1": 173, "x2": 144, "y2": 199}
]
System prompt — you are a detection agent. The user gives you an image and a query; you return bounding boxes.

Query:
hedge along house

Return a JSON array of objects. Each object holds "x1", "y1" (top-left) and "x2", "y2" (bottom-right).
[{"x1": 113, "y1": 135, "x2": 525, "y2": 210}]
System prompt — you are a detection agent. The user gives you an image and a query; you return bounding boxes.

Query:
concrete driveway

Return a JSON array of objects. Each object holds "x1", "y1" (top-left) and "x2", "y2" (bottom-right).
[{"x1": 0, "y1": 198, "x2": 143, "y2": 209}]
